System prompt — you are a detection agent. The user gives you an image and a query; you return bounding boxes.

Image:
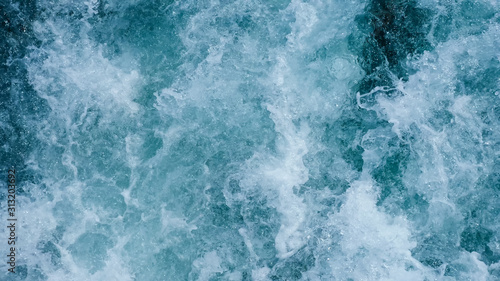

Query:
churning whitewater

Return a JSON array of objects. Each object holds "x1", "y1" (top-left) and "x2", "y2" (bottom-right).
[{"x1": 1, "y1": 0, "x2": 499, "y2": 280}]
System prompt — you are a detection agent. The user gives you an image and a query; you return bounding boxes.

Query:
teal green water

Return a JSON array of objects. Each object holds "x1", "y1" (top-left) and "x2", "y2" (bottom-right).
[{"x1": 1, "y1": 0, "x2": 499, "y2": 280}]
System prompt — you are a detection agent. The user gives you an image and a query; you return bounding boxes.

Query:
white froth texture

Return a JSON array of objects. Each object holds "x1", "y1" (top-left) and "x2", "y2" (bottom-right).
[
  {"x1": 2, "y1": 0, "x2": 499, "y2": 280},
  {"x1": 331, "y1": 179, "x2": 424, "y2": 280}
]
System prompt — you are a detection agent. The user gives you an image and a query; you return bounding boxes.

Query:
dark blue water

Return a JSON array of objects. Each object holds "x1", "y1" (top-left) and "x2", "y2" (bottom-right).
[{"x1": 1, "y1": 0, "x2": 499, "y2": 280}]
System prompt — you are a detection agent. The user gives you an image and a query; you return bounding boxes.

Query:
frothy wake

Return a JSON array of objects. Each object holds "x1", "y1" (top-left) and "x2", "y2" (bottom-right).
[{"x1": 1, "y1": 0, "x2": 499, "y2": 280}]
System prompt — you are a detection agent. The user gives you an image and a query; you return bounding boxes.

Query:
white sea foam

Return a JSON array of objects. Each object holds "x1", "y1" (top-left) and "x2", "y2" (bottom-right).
[{"x1": 5, "y1": 0, "x2": 499, "y2": 280}]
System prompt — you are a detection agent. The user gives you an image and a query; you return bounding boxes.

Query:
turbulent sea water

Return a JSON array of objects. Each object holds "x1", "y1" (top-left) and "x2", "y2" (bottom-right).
[{"x1": 1, "y1": 0, "x2": 500, "y2": 280}]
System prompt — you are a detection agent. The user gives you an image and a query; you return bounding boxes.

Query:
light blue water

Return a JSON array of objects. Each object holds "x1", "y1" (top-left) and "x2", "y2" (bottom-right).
[{"x1": 1, "y1": 0, "x2": 499, "y2": 280}]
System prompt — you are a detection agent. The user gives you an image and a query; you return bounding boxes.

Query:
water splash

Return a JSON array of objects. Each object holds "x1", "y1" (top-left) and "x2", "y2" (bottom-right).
[{"x1": 1, "y1": 0, "x2": 499, "y2": 280}]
